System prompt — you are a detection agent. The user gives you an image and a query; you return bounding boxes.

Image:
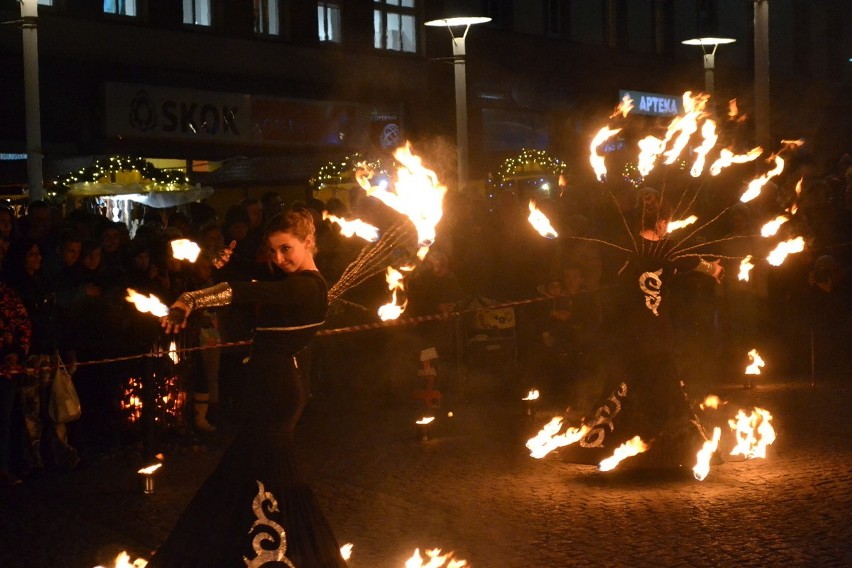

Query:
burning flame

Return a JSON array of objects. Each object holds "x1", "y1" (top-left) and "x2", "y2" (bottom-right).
[
  {"x1": 96, "y1": 552, "x2": 148, "y2": 568},
  {"x1": 729, "y1": 407, "x2": 776, "y2": 459},
  {"x1": 790, "y1": 177, "x2": 803, "y2": 215},
  {"x1": 690, "y1": 119, "x2": 718, "y2": 177},
  {"x1": 738, "y1": 256, "x2": 754, "y2": 282},
  {"x1": 740, "y1": 155, "x2": 785, "y2": 203},
  {"x1": 636, "y1": 135, "x2": 666, "y2": 177},
  {"x1": 767, "y1": 236, "x2": 805, "y2": 266},
  {"x1": 662, "y1": 92, "x2": 709, "y2": 166},
  {"x1": 522, "y1": 389, "x2": 540, "y2": 401},
  {"x1": 611, "y1": 93, "x2": 634, "y2": 118},
  {"x1": 666, "y1": 215, "x2": 698, "y2": 233},
  {"x1": 168, "y1": 340, "x2": 179, "y2": 365},
  {"x1": 708, "y1": 147, "x2": 764, "y2": 176},
  {"x1": 126, "y1": 288, "x2": 169, "y2": 318},
  {"x1": 138, "y1": 463, "x2": 162, "y2": 475},
  {"x1": 340, "y1": 543, "x2": 353, "y2": 561},
  {"x1": 599, "y1": 436, "x2": 649, "y2": 471},
  {"x1": 170, "y1": 239, "x2": 201, "y2": 262},
  {"x1": 745, "y1": 349, "x2": 765, "y2": 375},
  {"x1": 590, "y1": 126, "x2": 622, "y2": 181},
  {"x1": 405, "y1": 548, "x2": 467, "y2": 568},
  {"x1": 416, "y1": 416, "x2": 435, "y2": 425},
  {"x1": 323, "y1": 212, "x2": 380, "y2": 242},
  {"x1": 693, "y1": 427, "x2": 722, "y2": 481},
  {"x1": 378, "y1": 266, "x2": 411, "y2": 321},
  {"x1": 526, "y1": 417, "x2": 591, "y2": 459},
  {"x1": 760, "y1": 215, "x2": 789, "y2": 237},
  {"x1": 359, "y1": 142, "x2": 447, "y2": 260},
  {"x1": 727, "y1": 99, "x2": 747, "y2": 122},
  {"x1": 527, "y1": 200, "x2": 558, "y2": 239},
  {"x1": 700, "y1": 395, "x2": 724, "y2": 410}
]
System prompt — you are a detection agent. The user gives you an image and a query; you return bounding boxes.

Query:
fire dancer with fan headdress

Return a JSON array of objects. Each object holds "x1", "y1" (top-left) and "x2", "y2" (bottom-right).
[
  {"x1": 563, "y1": 188, "x2": 724, "y2": 468},
  {"x1": 148, "y1": 207, "x2": 347, "y2": 568}
]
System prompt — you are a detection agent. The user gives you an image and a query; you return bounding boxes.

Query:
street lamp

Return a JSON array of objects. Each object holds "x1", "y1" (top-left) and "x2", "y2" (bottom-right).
[
  {"x1": 425, "y1": 16, "x2": 490, "y2": 192},
  {"x1": 20, "y1": 0, "x2": 44, "y2": 202},
  {"x1": 682, "y1": 37, "x2": 736, "y2": 97}
]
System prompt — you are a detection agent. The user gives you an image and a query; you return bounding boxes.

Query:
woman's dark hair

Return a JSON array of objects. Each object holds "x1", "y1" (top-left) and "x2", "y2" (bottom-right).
[
  {"x1": 638, "y1": 188, "x2": 672, "y2": 233},
  {"x1": 264, "y1": 207, "x2": 317, "y2": 254},
  {"x1": 1, "y1": 237, "x2": 40, "y2": 283}
]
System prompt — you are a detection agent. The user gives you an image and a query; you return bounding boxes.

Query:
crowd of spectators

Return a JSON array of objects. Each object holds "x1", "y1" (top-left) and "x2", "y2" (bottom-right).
[{"x1": 0, "y1": 151, "x2": 849, "y2": 487}]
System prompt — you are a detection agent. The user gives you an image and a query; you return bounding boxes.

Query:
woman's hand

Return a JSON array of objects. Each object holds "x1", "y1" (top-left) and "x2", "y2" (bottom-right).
[
  {"x1": 161, "y1": 299, "x2": 192, "y2": 334},
  {"x1": 213, "y1": 240, "x2": 237, "y2": 269}
]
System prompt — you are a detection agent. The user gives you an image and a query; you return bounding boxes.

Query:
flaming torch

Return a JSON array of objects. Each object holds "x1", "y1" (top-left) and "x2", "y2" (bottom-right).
[
  {"x1": 666, "y1": 215, "x2": 698, "y2": 234},
  {"x1": 760, "y1": 215, "x2": 789, "y2": 238},
  {"x1": 528, "y1": 200, "x2": 558, "y2": 239},
  {"x1": 416, "y1": 416, "x2": 435, "y2": 442},
  {"x1": 590, "y1": 126, "x2": 622, "y2": 181},
  {"x1": 522, "y1": 389, "x2": 540, "y2": 417},
  {"x1": 693, "y1": 427, "x2": 722, "y2": 481},
  {"x1": 138, "y1": 462, "x2": 162, "y2": 494},
  {"x1": 405, "y1": 548, "x2": 467, "y2": 568},
  {"x1": 767, "y1": 236, "x2": 805, "y2": 266},
  {"x1": 744, "y1": 348, "x2": 765, "y2": 389},
  {"x1": 526, "y1": 417, "x2": 591, "y2": 459},
  {"x1": 738, "y1": 256, "x2": 754, "y2": 282},
  {"x1": 378, "y1": 266, "x2": 411, "y2": 321},
  {"x1": 599, "y1": 436, "x2": 649, "y2": 471},
  {"x1": 323, "y1": 212, "x2": 380, "y2": 242},
  {"x1": 170, "y1": 239, "x2": 201, "y2": 262},
  {"x1": 96, "y1": 551, "x2": 148, "y2": 568},
  {"x1": 729, "y1": 407, "x2": 776, "y2": 459}
]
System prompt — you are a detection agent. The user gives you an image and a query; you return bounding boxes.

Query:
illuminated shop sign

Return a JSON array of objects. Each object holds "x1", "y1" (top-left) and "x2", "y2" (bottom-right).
[
  {"x1": 104, "y1": 83, "x2": 371, "y2": 148},
  {"x1": 618, "y1": 90, "x2": 682, "y2": 116}
]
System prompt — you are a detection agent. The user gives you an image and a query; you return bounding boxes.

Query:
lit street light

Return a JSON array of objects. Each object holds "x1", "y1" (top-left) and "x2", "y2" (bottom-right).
[
  {"x1": 425, "y1": 16, "x2": 490, "y2": 192},
  {"x1": 682, "y1": 36, "x2": 736, "y2": 97}
]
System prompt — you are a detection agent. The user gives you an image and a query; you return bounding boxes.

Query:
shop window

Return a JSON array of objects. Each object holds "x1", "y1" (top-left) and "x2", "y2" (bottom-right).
[
  {"x1": 183, "y1": 0, "x2": 212, "y2": 27},
  {"x1": 103, "y1": 0, "x2": 136, "y2": 17},
  {"x1": 255, "y1": 0, "x2": 280, "y2": 35},
  {"x1": 373, "y1": 0, "x2": 416, "y2": 53},
  {"x1": 318, "y1": 1, "x2": 341, "y2": 43}
]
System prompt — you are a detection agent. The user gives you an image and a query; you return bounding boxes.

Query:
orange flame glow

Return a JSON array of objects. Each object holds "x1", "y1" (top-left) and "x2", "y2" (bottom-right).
[
  {"x1": 663, "y1": 92, "x2": 709, "y2": 166},
  {"x1": 405, "y1": 548, "x2": 467, "y2": 568},
  {"x1": 666, "y1": 215, "x2": 698, "y2": 233},
  {"x1": 170, "y1": 239, "x2": 201, "y2": 262},
  {"x1": 738, "y1": 256, "x2": 754, "y2": 282},
  {"x1": 760, "y1": 215, "x2": 789, "y2": 237},
  {"x1": 340, "y1": 543, "x2": 353, "y2": 561},
  {"x1": 378, "y1": 266, "x2": 411, "y2": 321},
  {"x1": 729, "y1": 407, "x2": 776, "y2": 459},
  {"x1": 708, "y1": 147, "x2": 764, "y2": 176},
  {"x1": 590, "y1": 126, "x2": 622, "y2": 181},
  {"x1": 599, "y1": 436, "x2": 649, "y2": 471},
  {"x1": 690, "y1": 119, "x2": 718, "y2": 177},
  {"x1": 96, "y1": 551, "x2": 148, "y2": 567},
  {"x1": 522, "y1": 389, "x2": 540, "y2": 401},
  {"x1": 700, "y1": 395, "x2": 724, "y2": 410},
  {"x1": 323, "y1": 212, "x2": 380, "y2": 242},
  {"x1": 611, "y1": 94, "x2": 634, "y2": 118},
  {"x1": 138, "y1": 463, "x2": 162, "y2": 475},
  {"x1": 526, "y1": 417, "x2": 591, "y2": 459},
  {"x1": 767, "y1": 236, "x2": 805, "y2": 266},
  {"x1": 168, "y1": 341, "x2": 179, "y2": 365},
  {"x1": 125, "y1": 288, "x2": 169, "y2": 317},
  {"x1": 740, "y1": 155, "x2": 785, "y2": 203},
  {"x1": 528, "y1": 200, "x2": 558, "y2": 239},
  {"x1": 416, "y1": 416, "x2": 435, "y2": 426},
  {"x1": 693, "y1": 427, "x2": 722, "y2": 481},
  {"x1": 745, "y1": 349, "x2": 765, "y2": 375}
]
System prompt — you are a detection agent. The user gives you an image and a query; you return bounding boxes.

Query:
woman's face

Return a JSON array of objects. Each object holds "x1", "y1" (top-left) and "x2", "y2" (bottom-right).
[
  {"x1": 25, "y1": 243, "x2": 42, "y2": 274},
  {"x1": 267, "y1": 230, "x2": 313, "y2": 273}
]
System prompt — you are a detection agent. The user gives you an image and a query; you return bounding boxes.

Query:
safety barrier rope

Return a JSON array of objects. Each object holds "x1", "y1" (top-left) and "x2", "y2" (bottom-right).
[{"x1": 2, "y1": 290, "x2": 593, "y2": 377}]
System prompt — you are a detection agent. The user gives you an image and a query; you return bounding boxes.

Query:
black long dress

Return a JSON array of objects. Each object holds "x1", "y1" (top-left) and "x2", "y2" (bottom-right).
[
  {"x1": 148, "y1": 270, "x2": 347, "y2": 568},
  {"x1": 566, "y1": 237, "x2": 710, "y2": 467}
]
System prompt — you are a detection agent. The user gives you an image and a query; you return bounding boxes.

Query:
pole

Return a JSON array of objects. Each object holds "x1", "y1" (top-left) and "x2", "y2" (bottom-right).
[
  {"x1": 452, "y1": 36, "x2": 468, "y2": 192},
  {"x1": 20, "y1": 0, "x2": 44, "y2": 202},
  {"x1": 703, "y1": 51, "x2": 716, "y2": 96},
  {"x1": 753, "y1": 1, "x2": 771, "y2": 147},
  {"x1": 142, "y1": 347, "x2": 157, "y2": 462}
]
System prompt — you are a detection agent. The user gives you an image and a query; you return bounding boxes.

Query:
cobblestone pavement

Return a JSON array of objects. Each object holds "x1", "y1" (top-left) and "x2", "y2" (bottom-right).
[{"x1": 1, "y1": 373, "x2": 850, "y2": 568}]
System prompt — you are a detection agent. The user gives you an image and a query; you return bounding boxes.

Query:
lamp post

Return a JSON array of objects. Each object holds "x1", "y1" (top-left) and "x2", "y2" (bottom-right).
[
  {"x1": 425, "y1": 16, "x2": 490, "y2": 192},
  {"x1": 681, "y1": 37, "x2": 736, "y2": 97},
  {"x1": 20, "y1": 0, "x2": 44, "y2": 202},
  {"x1": 753, "y1": 0, "x2": 771, "y2": 147}
]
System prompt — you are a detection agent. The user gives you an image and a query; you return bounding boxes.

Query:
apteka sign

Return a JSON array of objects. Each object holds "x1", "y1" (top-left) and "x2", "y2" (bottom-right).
[{"x1": 618, "y1": 90, "x2": 682, "y2": 117}]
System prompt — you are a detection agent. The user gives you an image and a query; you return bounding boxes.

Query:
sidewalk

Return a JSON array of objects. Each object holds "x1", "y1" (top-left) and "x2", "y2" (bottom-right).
[{"x1": 1, "y1": 374, "x2": 850, "y2": 567}]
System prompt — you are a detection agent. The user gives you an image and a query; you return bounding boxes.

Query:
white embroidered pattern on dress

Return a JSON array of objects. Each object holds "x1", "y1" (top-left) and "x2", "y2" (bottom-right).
[{"x1": 243, "y1": 480, "x2": 297, "y2": 567}]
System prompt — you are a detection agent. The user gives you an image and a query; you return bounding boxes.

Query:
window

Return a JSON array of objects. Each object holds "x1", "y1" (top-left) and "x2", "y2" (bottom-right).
[
  {"x1": 38, "y1": 0, "x2": 54, "y2": 6},
  {"x1": 373, "y1": 0, "x2": 417, "y2": 53},
  {"x1": 318, "y1": 1, "x2": 341, "y2": 43},
  {"x1": 183, "y1": 0, "x2": 211, "y2": 27},
  {"x1": 103, "y1": 0, "x2": 137, "y2": 17},
  {"x1": 255, "y1": 0, "x2": 280, "y2": 35}
]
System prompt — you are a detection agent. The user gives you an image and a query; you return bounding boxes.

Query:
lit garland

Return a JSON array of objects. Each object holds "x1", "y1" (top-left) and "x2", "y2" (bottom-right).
[
  {"x1": 494, "y1": 148, "x2": 567, "y2": 188},
  {"x1": 52, "y1": 156, "x2": 190, "y2": 194},
  {"x1": 310, "y1": 153, "x2": 383, "y2": 192},
  {"x1": 622, "y1": 162, "x2": 644, "y2": 187}
]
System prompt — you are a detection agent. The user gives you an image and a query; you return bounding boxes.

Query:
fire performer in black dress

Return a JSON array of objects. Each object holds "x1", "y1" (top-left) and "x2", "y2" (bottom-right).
[
  {"x1": 150, "y1": 208, "x2": 347, "y2": 568},
  {"x1": 572, "y1": 189, "x2": 724, "y2": 467}
]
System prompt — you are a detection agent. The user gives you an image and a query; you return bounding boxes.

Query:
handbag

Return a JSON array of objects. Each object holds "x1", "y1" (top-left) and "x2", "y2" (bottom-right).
[{"x1": 48, "y1": 356, "x2": 82, "y2": 423}]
